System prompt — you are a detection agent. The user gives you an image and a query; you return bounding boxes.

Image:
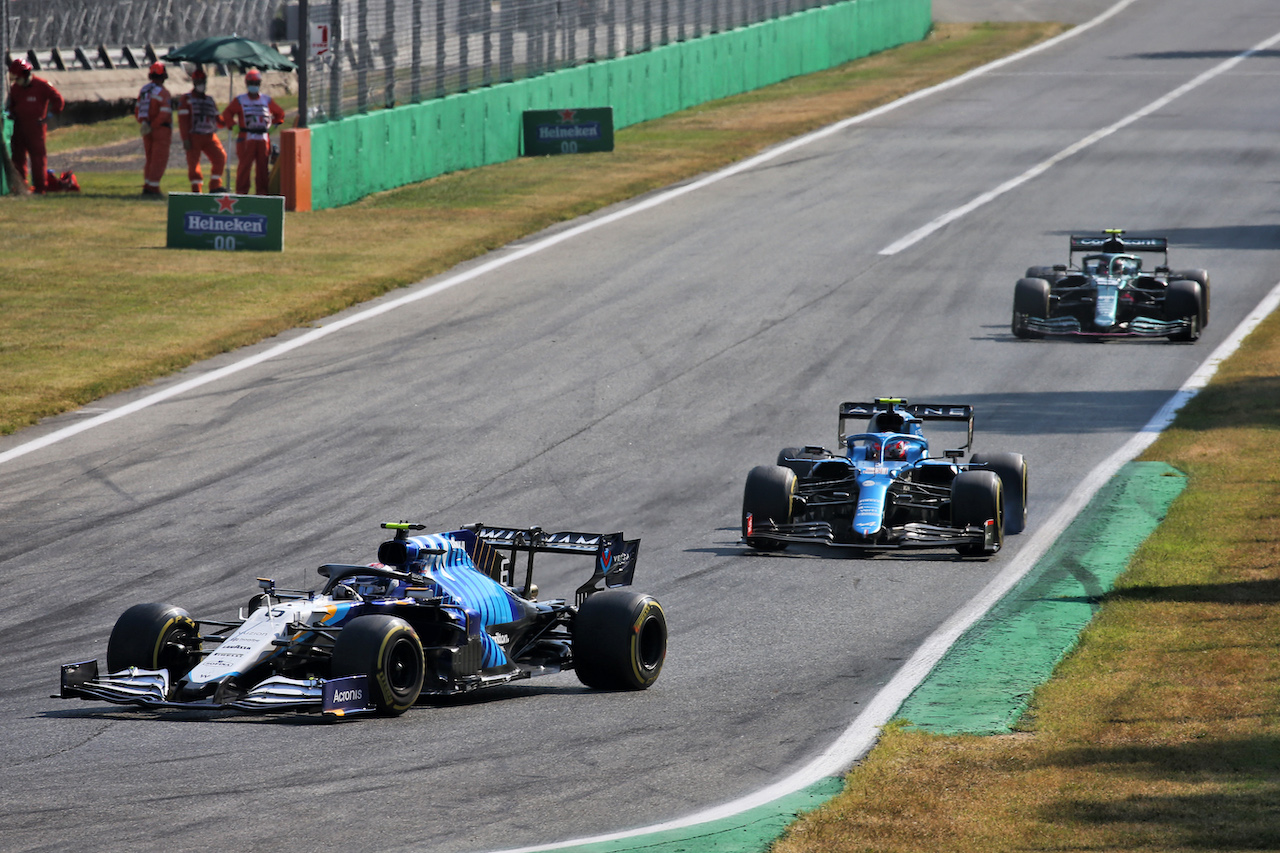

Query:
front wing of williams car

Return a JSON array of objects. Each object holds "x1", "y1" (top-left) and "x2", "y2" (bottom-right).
[{"x1": 59, "y1": 522, "x2": 665, "y2": 717}]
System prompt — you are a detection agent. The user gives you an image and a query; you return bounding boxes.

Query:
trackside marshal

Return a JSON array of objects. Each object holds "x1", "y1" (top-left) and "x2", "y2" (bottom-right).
[{"x1": 166, "y1": 192, "x2": 285, "y2": 251}]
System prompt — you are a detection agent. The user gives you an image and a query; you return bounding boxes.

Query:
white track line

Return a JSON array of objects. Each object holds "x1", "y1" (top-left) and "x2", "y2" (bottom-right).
[
  {"x1": 879, "y1": 25, "x2": 1280, "y2": 255},
  {"x1": 0, "y1": 0, "x2": 1140, "y2": 470}
]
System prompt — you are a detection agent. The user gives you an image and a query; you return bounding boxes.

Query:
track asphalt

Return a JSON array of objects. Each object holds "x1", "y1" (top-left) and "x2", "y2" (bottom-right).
[{"x1": 506, "y1": 462, "x2": 1186, "y2": 853}]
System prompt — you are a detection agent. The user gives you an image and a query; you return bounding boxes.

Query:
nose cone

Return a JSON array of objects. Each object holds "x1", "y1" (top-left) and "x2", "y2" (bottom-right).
[{"x1": 852, "y1": 479, "x2": 887, "y2": 536}]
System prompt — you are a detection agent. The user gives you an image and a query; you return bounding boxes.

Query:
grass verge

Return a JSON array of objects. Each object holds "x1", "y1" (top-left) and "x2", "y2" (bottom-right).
[
  {"x1": 771, "y1": 322, "x2": 1280, "y2": 850},
  {"x1": 0, "y1": 21, "x2": 1063, "y2": 436}
]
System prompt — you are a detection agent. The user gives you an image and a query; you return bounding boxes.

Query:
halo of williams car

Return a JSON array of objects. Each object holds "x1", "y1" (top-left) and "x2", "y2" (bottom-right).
[
  {"x1": 1012, "y1": 229, "x2": 1209, "y2": 341},
  {"x1": 60, "y1": 522, "x2": 667, "y2": 717}
]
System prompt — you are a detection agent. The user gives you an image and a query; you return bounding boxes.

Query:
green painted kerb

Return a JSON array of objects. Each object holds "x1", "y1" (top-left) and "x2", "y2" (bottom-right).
[
  {"x1": 547, "y1": 777, "x2": 844, "y2": 853},
  {"x1": 898, "y1": 461, "x2": 1187, "y2": 735}
]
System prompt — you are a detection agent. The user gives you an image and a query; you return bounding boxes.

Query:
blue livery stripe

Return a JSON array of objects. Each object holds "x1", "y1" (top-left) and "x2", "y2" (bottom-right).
[{"x1": 410, "y1": 534, "x2": 519, "y2": 668}]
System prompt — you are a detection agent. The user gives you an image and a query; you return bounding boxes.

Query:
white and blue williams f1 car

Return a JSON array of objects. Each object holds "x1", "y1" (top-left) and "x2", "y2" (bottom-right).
[
  {"x1": 742, "y1": 399, "x2": 1028, "y2": 557},
  {"x1": 60, "y1": 522, "x2": 667, "y2": 717}
]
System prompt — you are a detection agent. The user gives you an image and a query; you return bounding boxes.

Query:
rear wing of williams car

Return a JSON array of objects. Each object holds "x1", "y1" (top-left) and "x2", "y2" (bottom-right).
[
  {"x1": 464, "y1": 524, "x2": 639, "y2": 604},
  {"x1": 838, "y1": 401, "x2": 974, "y2": 455}
]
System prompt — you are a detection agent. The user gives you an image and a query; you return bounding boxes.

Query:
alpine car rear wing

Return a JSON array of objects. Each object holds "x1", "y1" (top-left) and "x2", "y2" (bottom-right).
[
  {"x1": 465, "y1": 524, "x2": 639, "y2": 604},
  {"x1": 838, "y1": 400, "x2": 974, "y2": 454},
  {"x1": 1069, "y1": 230, "x2": 1168, "y2": 266}
]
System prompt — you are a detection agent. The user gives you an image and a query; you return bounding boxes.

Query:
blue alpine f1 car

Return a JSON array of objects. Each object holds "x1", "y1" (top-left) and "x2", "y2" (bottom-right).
[
  {"x1": 60, "y1": 522, "x2": 667, "y2": 717},
  {"x1": 742, "y1": 399, "x2": 1028, "y2": 557},
  {"x1": 1012, "y1": 229, "x2": 1209, "y2": 341}
]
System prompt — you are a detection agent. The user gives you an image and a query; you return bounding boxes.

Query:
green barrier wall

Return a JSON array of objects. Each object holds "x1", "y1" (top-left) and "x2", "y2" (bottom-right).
[
  {"x1": 310, "y1": 0, "x2": 931, "y2": 209},
  {"x1": 1, "y1": 115, "x2": 11, "y2": 195}
]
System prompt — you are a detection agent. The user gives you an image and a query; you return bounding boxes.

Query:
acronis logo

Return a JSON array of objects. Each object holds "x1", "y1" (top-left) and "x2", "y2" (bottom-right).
[{"x1": 330, "y1": 686, "x2": 364, "y2": 704}]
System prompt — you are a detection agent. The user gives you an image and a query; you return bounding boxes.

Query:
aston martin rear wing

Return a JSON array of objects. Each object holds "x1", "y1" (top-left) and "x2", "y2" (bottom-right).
[
  {"x1": 1069, "y1": 231, "x2": 1168, "y2": 265},
  {"x1": 838, "y1": 400, "x2": 974, "y2": 454},
  {"x1": 464, "y1": 524, "x2": 639, "y2": 603}
]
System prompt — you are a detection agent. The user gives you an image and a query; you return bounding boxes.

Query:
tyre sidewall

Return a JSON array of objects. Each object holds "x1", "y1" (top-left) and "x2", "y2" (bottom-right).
[
  {"x1": 574, "y1": 589, "x2": 668, "y2": 690},
  {"x1": 969, "y1": 452, "x2": 1028, "y2": 534},
  {"x1": 106, "y1": 602, "x2": 200, "y2": 680},
  {"x1": 331, "y1": 614, "x2": 425, "y2": 715}
]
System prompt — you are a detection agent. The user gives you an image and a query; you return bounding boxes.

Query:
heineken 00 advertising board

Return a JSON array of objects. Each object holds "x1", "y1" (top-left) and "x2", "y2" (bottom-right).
[
  {"x1": 522, "y1": 107, "x2": 614, "y2": 156},
  {"x1": 166, "y1": 193, "x2": 285, "y2": 251}
]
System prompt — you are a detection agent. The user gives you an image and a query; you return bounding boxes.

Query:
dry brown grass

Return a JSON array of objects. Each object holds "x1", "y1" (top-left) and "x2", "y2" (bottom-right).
[
  {"x1": 773, "y1": 315, "x2": 1280, "y2": 852},
  {"x1": 0, "y1": 22, "x2": 1062, "y2": 435}
]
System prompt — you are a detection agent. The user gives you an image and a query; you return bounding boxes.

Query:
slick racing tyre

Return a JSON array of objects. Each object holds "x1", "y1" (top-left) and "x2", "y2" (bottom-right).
[
  {"x1": 331, "y1": 615, "x2": 425, "y2": 716},
  {"x1": 1012, "y1": 278, "x2": 1050, "y2": 339},
  {"x1": 742, "y1": 464, "x2": 796, "y2": 551},
  {"x1": 1164, "y1": 279, "x2": 1203, "y2": 343},
  {"x1": 1171, "y1": 268, "x2": 1210, "y2": 328},
  {"x1": 574, "y1": 589, "x2": 667, "y2": 690},
  {"x1": 969, "y1": 452, "x2": 1028, "y2": 534},
  {"x1": 1024, "y1": 265, "x2": 1062, "y2": 285},
  {"x1": 106, "y1": 602, "x2": 202, "y2": 685},
  {"x1": 951, "y1": 470, "x2": 1004, "y2": 557},
  {"x1": 776, "y1": 446, "x2": 830, "y2": 477}
]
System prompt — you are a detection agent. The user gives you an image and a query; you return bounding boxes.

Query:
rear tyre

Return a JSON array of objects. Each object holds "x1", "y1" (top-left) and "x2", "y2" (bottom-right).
[
  {"x1": 106, "y1": 603, "x2": 202, "y2": 685},
  {"x1": 951, "y1": 470, "x2": 1004, "y2": 557},
  {"x1": 574, "y1": 589, "x2": 667, "y2": 690},
  {"x1": 742, "y1": 465, "x2": 796, "y2": 551},
  {"x1": 1165, "y1": 279, "x2": 1202, "y2": 342},
  {"x1": 331, "y1": 615, "x2": 425, "y2": 716},
  {"x1": 1012, "y1": 277, "x2": 1050, "y2": 339},
  {"x1": 969, "y1": 452, "x2": 1028, "y2": 534}
]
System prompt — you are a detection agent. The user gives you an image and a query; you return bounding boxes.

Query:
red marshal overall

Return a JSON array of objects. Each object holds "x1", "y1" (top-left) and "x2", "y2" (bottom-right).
[
  {"x1": 6, "y1": 70, "x2": 65, "y2": 193},
  {"x1": 136, "y1": 73, "x2": 174, "y2": 195},
  {"x1": 177, "y1": 88, "x2": 227, "y2": 193},
  {"x1": 220, "y1": 91, "x2": 285, "y2": 195}
]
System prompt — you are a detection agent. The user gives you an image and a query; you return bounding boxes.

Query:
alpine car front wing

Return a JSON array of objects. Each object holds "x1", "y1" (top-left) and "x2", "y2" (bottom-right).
[{"x1": 743, "y1": 516, "x2": 1000, "y2": 554}]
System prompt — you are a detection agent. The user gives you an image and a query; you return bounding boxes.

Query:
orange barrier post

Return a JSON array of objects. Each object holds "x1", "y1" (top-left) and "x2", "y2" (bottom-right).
[{"x1": 280, "y1": 128, "x2": 311, "y2": 212}]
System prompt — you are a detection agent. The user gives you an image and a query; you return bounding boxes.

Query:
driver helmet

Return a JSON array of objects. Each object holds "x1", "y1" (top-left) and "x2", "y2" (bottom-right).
[
  {"x1": 885, "y1": 440, "x2": 909, "y2": 461},
  {"x1": 1112, "y1": 256, "x2": 1135, "y2": 276}
]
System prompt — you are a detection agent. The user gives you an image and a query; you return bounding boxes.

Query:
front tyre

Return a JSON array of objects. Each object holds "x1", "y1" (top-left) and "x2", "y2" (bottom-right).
[
  {"x1": 331, "y1": 615, "x2": 425, "y2": 716},
  {"x1": 574, "y1": 590, "x2": 667, "y2": 690},
  {"x1": 969, "y1": 452, "x2": 1028, "y2": 534},
  {"x1": 776, "y1": 446, "x2": 830, "y2": 477},
  {"x1": 951, "y1": 470, "x2": 1004, "y2": 557},
  {"x1": 1171, "y1": 268, "x2": 1210, "y2": 328},
  {"x1": 106, "y1": 603, "x2": 202, "y2": 685},
  {"x1": 1012, "y1": 278, "x2": 1050, "y2": 339},
  {"x1": 1165, "y1": 279, "x2": 1202, "y2": 342},
  {"x1": 742, "y1": 465, "x2": 796, "y2": 550}
]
